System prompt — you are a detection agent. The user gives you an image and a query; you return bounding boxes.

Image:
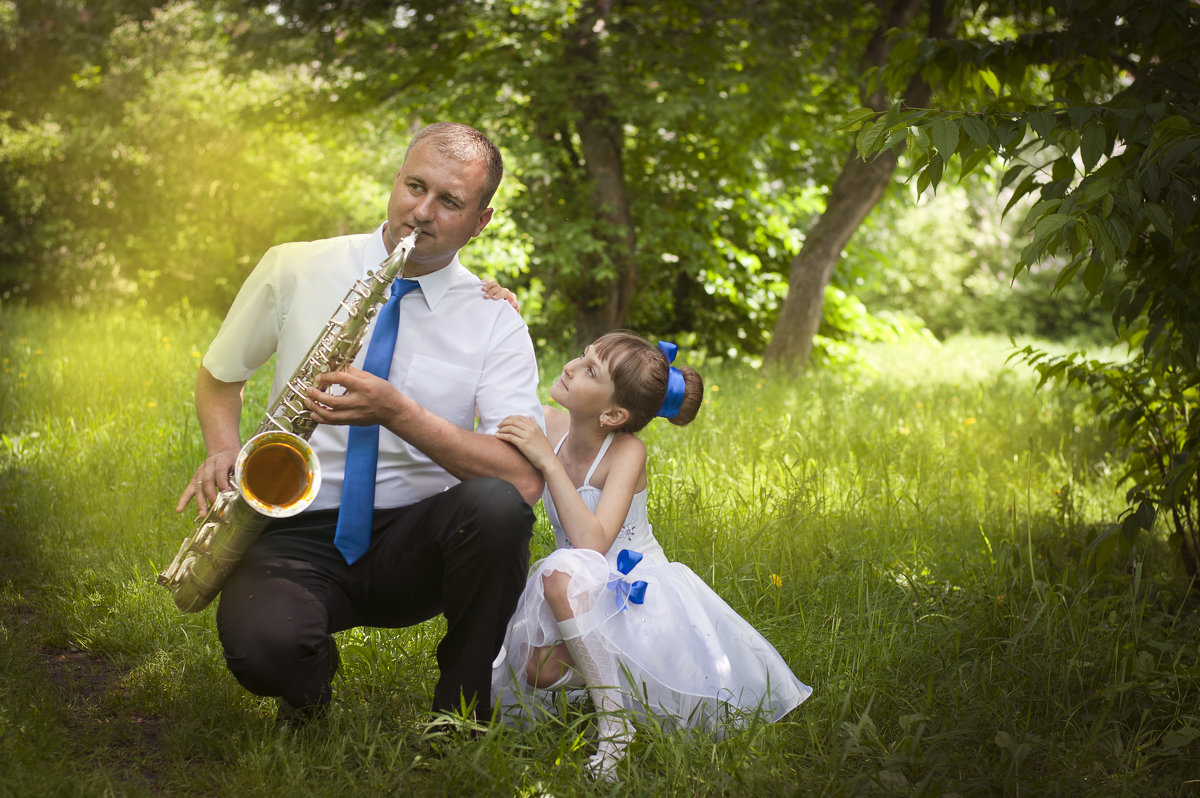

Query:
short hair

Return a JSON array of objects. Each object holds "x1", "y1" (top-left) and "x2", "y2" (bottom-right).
[
  {"x1": 592, "y1": 331, "x2": 704, "y2": 433},
  {"x1": 407, "y1": 122, "x2": 504, "y2": 210}
]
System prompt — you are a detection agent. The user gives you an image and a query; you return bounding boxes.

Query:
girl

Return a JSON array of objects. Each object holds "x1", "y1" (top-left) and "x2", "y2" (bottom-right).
[{"x1": 492, "y1": 331, "x2": 811, "y2": 780}]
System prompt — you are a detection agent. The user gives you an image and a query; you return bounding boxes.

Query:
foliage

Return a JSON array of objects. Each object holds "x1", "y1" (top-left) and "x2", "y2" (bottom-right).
[
  {"x1": 849, "y1": 0, "x2": 1200, "y2": 579},
  {"x1": 0, "y1": 1, "x2": 400, "y2": 308},
  {"x1": 243, "y1": 0, "x2": 874, "y2": 352},
  {"x1": 1014, "y1": 345, "x2": 1200, "y2": 589},
  {"x1": 10, "y1": 304, "x2": 1200, "y2": 794},
  {"x1": 847, "y1": 181, "x2": 1111, "y2": 341},
  {"x1": 0, "y1": 0, "x2": 1138, "y2": 360}
]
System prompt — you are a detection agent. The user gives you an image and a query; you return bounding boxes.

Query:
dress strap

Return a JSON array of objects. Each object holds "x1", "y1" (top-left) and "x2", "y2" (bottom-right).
[
  {"x1": 583, "y1": 432, "x2": 616, "y2": 487},
  {"x1": 553, "y1": 432, "x2": 569, "y2": 455}
]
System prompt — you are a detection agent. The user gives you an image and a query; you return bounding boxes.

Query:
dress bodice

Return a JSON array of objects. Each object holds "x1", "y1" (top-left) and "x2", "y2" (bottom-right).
[{"x1": 542, "y1": 432, "x2": 666, "y2": 566}]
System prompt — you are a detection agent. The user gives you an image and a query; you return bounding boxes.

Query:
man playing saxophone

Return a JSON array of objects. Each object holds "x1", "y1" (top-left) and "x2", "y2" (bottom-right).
[{"x1": 174, "y1": 122, "x2": 544, "y2": 727}]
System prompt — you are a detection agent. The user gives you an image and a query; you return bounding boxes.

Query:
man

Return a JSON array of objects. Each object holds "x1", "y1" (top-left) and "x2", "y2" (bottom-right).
[{"x1": 175, "y1": 122, "x2": 544, "y2": 725}]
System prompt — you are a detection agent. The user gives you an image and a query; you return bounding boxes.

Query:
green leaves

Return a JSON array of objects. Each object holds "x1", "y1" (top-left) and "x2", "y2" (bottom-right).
[
  {"x1": 838, "y1": 107, "x2": 878, "y2": 132},
  {"x1": 855, "y1": 116, "x2": 891, "y2": 160},
  {"x1": 877, "y1": 0, "x2": 1200, "y2": 580},
  {"x1": 930, "y1": 118, "x2": 960, "y2": 160},
  {"x1": 1080, "y1": 122, "x2": 1108, "y2": 173}
]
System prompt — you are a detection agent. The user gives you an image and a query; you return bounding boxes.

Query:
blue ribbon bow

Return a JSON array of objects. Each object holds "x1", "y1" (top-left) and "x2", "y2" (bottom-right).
[
  {"x1": 655, "y1": 341, "x2": 686, "y2": 419},
  {"x1": 607, "y1": 549, "x2": 648, "y2": 611}
]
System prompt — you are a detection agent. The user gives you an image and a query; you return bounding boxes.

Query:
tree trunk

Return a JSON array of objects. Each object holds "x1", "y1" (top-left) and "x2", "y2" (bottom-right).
[
  {"x1": 763, "y1": 149, "x2": 900, "y2": 369},
  {"x1": 564, "y1": 0, "x2": 639, "y2": 343},
  {"x1": 763, "y1": 0, "x2": 943, "y2": 372}
]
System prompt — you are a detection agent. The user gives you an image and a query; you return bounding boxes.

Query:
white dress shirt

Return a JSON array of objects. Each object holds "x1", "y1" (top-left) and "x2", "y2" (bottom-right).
[{"x1": 203, "y1": 223, "x2": 544, "y2": 511}]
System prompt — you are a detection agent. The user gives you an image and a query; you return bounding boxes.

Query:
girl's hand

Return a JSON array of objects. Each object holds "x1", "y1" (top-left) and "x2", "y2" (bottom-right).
[
  {"x1": 481, "y1": 279, "x2": 520, "y2": 311},
  {"x1": 496, "y1": 415, "x2": 555, "y2": 472}
]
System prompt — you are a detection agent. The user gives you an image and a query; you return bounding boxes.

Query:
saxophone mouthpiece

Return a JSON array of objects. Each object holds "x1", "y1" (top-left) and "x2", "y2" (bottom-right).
[
  {"x1": 399, "y1": 227, "x2": 421, "y2": 249},
  {"x1": 379, "y1": 227, "x2": 422, "y2": 275}
]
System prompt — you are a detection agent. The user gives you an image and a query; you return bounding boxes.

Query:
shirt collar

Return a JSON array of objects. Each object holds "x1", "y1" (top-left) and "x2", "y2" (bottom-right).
[{"x1": 369, "y1": 222, "x2": 460, "y2": 312}]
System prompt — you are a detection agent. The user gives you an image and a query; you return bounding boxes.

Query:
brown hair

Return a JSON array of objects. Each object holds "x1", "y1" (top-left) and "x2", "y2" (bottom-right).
[
  {"x1": 592, "y1": 331, "x2": 703, "y2": 433},
  {"x1": 407, "y1": 122, "x2": 504, "y2": 209}
]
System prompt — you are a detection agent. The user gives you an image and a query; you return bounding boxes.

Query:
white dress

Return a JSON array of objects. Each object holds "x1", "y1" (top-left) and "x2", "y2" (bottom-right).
[{"x1": 492, "y1": 433, "x2": 812, "y2": 732}]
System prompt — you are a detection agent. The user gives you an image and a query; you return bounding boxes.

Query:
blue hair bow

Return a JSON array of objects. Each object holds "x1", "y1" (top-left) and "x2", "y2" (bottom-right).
[{"x1": 656, "y1": 341, "x2": 685, "y2": 419}]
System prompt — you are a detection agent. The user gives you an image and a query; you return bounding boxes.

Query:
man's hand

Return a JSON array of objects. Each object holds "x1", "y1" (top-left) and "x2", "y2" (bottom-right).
[
  {"x1": 305, "y1": 367, "x2": 406, "y2": 427},
  {"x1": 176, "y1": 447, "x2": 239, "y2": 517}
]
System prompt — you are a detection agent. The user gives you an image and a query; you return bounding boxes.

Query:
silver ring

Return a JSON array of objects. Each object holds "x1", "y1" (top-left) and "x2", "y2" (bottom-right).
[{"x1": 196, "y1": 480, "x2": 203, "y2": 486}]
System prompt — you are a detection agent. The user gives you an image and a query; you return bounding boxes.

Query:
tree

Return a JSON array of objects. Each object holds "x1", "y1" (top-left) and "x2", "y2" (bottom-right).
[
  {"x1": 763, "y1": 0, "x2": 946, "y2": 370},
  {"x1": 853, "y1": 0, "x2": 1200, "y2": 581},
  {"x1": 256, "y1": 0, "x2": 861, "y2": 348}
]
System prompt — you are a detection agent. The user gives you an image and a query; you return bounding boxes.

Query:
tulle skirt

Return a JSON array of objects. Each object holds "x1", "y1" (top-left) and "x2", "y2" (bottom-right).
[{"x1": 491, "y1": 547, "x2": 812, "y2": 733}]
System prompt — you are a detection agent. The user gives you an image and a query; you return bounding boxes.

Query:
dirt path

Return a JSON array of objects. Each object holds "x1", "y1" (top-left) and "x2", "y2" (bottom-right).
[{"x1": 5, "y1": 601, "x2": 172, "y2": 792}]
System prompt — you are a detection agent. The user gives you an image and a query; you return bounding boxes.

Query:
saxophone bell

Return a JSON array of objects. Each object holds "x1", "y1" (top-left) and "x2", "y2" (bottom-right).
[{"x1": 236, "y1": 431, "x2": 321, "y2": 517}]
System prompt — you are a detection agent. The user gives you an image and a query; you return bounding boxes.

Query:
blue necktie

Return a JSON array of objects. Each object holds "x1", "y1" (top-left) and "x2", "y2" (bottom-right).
[{"x1": 334, "y1": 277, "x2": 420, "y2": 564}]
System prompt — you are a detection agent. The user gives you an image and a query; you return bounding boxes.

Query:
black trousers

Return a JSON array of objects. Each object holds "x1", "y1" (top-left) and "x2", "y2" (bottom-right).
[{"x1": 215, "y1": 477, "x2": 534, "y2": 717}]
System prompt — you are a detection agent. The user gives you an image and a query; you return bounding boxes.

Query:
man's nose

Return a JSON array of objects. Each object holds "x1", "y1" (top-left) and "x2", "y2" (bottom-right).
[{"x1": 413, "y1": 194, "x2": 436, "y2": 223}]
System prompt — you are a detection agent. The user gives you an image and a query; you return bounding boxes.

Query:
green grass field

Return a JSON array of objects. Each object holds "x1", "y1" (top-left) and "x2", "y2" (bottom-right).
[{"x1": 2, "y1": 304, "x2": 1198, "y2": 796}]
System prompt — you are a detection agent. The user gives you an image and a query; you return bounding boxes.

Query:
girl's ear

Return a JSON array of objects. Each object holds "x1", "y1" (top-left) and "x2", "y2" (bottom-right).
[{"x1": 600, "y1": 406, "x2": 630, "y2": 430}]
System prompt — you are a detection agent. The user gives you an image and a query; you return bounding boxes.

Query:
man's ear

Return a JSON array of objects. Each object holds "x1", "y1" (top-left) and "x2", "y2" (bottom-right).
[
  {"x1": 471, "y1": 207, "x2": 494, "y2": 238},
  {"x1": 601, "y1": 406, "x2": 630, "y2": 429}
]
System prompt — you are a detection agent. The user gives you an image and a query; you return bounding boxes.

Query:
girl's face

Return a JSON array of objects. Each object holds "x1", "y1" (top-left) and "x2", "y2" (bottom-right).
[{"x1": 549, "y1": 345, "x2": 617, "y2": 416}]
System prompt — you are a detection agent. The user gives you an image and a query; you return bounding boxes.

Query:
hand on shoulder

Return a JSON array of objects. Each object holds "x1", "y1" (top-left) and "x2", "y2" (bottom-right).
[{"x1": 480, "y1": 278, "x2": 520, "y2": 311}]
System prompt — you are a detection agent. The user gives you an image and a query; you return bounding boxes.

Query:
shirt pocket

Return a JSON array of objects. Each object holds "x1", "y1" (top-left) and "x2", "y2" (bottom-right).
[{"x1": 401, "y1": 353, "x2": 481, "y2": 431}]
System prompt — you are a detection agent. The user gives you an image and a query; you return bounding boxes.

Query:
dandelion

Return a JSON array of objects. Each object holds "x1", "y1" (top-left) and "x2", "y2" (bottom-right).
[
  {"x1": 711, "y1": 384, "x2": 719, "y2": 392},
  {"x1": 147, "y1": 401, "x2": 157, "y2": 408},
  {"x1": 963, "y1": 417, "x2": 977, "y2": 427},
  {"x1": 192, "y1": 350, "x2": 202, "y2": 358},
  {"x1": 769, "y1": 573, "x2": 782, "y2": 588}
]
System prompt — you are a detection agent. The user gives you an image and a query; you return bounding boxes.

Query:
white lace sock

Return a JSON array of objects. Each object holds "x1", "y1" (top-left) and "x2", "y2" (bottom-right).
[{"x1": 557, "y1": 617, "x2": 632, "y2": 781}]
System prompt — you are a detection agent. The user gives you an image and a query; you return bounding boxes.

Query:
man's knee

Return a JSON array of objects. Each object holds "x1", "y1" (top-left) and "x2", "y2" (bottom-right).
[
  {"x1": 457, "y1": 477, "x2": 535, "y2": 544},
  {"x1": 216, "y1": 577, "x2": 328, "y2": 698}
]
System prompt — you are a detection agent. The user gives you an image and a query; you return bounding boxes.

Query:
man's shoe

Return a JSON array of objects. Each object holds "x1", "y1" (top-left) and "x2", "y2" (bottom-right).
[
  {"x1": 275, "y1": 640, "x2": 340, "y2": 730},
  {"x1": 275, "y1": 693, "x2": 330, "y2": 730}
]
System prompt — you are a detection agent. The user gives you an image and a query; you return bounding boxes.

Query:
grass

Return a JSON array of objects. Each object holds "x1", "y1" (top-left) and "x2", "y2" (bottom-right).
[{"x1": 2, "y1": 304, "x2": 1199, "y2": 796}]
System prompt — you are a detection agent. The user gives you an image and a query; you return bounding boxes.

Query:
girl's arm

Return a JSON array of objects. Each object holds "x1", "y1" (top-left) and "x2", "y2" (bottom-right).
[{"x1": 496, "y1": 412, "x2": 646, "y2": 554}]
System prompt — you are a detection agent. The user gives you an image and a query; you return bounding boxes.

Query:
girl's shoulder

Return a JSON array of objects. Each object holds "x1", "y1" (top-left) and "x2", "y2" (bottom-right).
[
  {"x1": 608, "y1": 430, "x2": 646, "y2": 459},
  {"x1": 593, "y1": 431, "x2": 647, "y2": 492}
]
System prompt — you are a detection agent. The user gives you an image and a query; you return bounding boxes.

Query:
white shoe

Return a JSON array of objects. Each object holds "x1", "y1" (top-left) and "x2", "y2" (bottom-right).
[{"x1": 585, "y1": 746, "x2": 623, "y2": 782}]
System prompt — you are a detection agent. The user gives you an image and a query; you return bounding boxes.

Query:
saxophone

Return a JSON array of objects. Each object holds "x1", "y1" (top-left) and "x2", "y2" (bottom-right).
[{"x1": 158, "y1": 228, "x2": 422, "y2": 612}]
